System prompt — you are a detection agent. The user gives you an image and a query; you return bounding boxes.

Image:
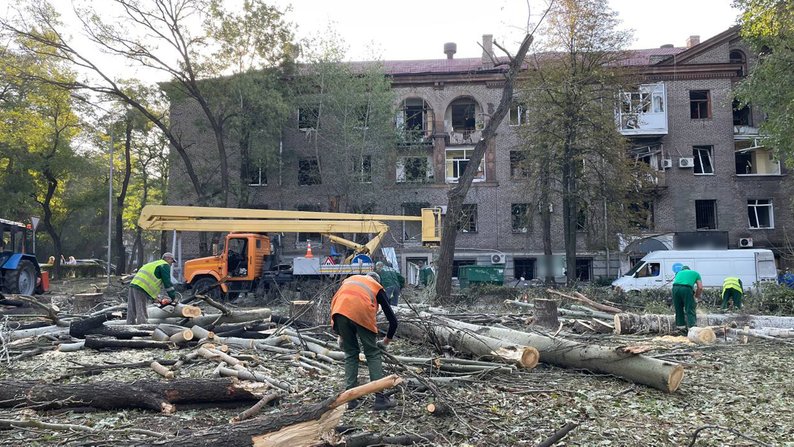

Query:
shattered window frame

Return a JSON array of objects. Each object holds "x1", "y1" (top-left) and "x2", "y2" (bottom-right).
[{"x1": 748, "y1": 199, "x2": 774, "y2": 229}]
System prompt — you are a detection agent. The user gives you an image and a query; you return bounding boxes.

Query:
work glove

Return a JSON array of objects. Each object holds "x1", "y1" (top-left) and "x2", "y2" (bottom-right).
[
  {"x1": 376, "y1": 338, "x2": 391, "y2": 350},
  {"x1": 157, "y1": 297, "x2": 172, "y2": 306}
]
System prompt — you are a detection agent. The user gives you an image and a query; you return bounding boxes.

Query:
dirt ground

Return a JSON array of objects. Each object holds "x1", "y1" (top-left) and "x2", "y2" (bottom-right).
[{"x1": 1, "y1": 277, "x2": 792, "y2": 446}]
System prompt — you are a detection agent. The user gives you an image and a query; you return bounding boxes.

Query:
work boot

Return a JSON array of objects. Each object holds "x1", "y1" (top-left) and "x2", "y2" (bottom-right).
[
  {"x1": 372, "y1": 393, "x2": 396, "y2": 411},
  {"x1": 347, "y1": 399, "x2": 361, "y2": 410}
]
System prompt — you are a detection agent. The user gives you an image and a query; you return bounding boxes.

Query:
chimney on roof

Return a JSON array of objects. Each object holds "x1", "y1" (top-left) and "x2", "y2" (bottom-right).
[
  {"x1": 482, "y1": 34, "x2": 494, "y2": 68},
  {"x1": 686, "y1": 35, "x2": 700, "y2": 48},
  {"x1": 444, "y1": 42, "x2": 457, "y2": 59}
]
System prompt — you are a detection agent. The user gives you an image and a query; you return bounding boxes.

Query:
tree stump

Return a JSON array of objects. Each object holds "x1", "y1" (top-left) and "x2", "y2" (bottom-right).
[
  {"x1": 534, "y1": 298, "x2": 559, "y2": 329},
  {"x1": 72, "y1": 293, "x2": 104, "y2": 314},
  {"x1": 290, "y1": 300, "x2": 315, "y2": 323}
]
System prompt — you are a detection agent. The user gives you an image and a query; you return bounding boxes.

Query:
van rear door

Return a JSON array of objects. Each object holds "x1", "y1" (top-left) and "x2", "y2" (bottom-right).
[{"x1": 755, "y1": 251, "x2": 777, "y2": 282}]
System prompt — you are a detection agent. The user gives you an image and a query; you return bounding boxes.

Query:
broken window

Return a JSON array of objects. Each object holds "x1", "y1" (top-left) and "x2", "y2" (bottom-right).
[
  {"x1": 689, "y1": 90, "x2": 711, "y2": 119},
  {"x1": 733, "y1": 99, "x2": 751, "y2": 126},
  {"x1": 298, "y1": 106, "x2": 319, "y2": 130},
  {"x1": 396, "y1": 156, "x2": 433, "y2": 183},
  {"x1": 401, "y1": 201, "x2": 430, "y2": 243},
  {"x1": 576, "y1": 207, "x2": 587, "y2": 231},
  {"x1": 445, "y1": 148, "x2": 484, "y2": 183},
  {"x1": 298, "y1": 157, "x2": 321, "y2": 185},
  {"x1": 693, "y1": 146, "x2": 714, "y2": 175},
  {"x1": 457, "y1": 204, "x2": 477, "y2": 233},
  {"x1": 511, "y1": 203, "x2": 531, "y2": 233},
  {"x1": 397, "y1": 98, "x2": 434, "y2": 145},
  {"x1": 748, "y1": 199, "x2": 774, "y2": 229},
  {"x1": 450, "y1": 98, "x2": 477, "y2": 131},
  {"x1": 695, "y1": 199, "x2": 717, "y2": 230},
  {"x1": 510, "y1": 151, "x2": 530, "y2": 179},
  {"x1": 509, "y1": 102, "x2": 527, "y2": 126},
  {"x1": 735, "y1": 140, "x2": 780, "y2": 175},
  {"x1": 513, "y1": 258, "x2": 536, "y2": 280},
  {"x1": 575, "y1": 258, "x2": 592, "y2": 282},
  {"x1": 356, "y1": 155, "x2": 372, "y2": 183}
]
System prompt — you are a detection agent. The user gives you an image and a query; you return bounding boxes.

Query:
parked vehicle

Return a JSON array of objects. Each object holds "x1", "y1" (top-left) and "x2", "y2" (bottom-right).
[
  {"x1": 0, "y1": 218, "x2": 48, "y2": 295},
  {"x1": 612, "y1": 249, "x2": 777, "y2": 293},
  {"x1": 137, "y1": 205, "x2": 441, "y2": 300}
]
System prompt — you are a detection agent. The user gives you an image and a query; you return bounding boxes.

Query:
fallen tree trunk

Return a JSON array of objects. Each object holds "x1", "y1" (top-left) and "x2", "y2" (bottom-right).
[
  {"x1": 84, "y1": 336, "x2": 174, "y2": 350},
  {"x1": 150, "y1": 308, "x2": 272, "y2": 328},
  {"x1": 614, "y1": 312, "x2": 794, "y2": 335},
  {"x1": 147, "y1": 304, "x2": 202, "y2": 319},
  {"x1": 0, "y1": 378, "x2": 269, "y2": 413},
  {"x1": 423, "y1": 320, "x2": 539, "y2": 369},
  {"x1": 148, "y1": 375, "x2": 403, "y2": 447},
  {"x1": 402, "y1": 311, "x2": 684, "y2": 393}
]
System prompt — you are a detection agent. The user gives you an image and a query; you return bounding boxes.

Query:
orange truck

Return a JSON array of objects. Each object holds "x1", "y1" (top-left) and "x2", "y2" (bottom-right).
[{"x1": 137, "y1": 205, "x2": 440, "y2": 300}]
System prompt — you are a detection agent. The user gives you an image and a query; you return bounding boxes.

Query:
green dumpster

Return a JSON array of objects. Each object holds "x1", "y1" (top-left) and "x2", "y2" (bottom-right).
[{"x1": 458, "y1": 265, "x2": 504, "y2": 288}]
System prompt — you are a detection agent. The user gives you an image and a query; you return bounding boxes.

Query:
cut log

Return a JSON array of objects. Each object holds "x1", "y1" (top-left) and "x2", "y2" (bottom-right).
[
  {"x1": 687, "y1": 327, "x2": 716, "y2": 344},
  {"x1": 591, "y1": 319, "x2": 615, "y2": 334},
  {"x1": 424, "y1": 321, "x2": 539, "y2": 369},
  {"x1": 69, "y1": 313, "x2": 112, "y2": 338},
  {"x1": 170, "y1": 308, "x2": 272, "y2": 328},
  {"x1": 0, "y1": 378, "x2": 269, "y2": 413},
  {"x1": 169, "y1": 329, "x2": 194, "y2": 344},
  {"x1": 398, "y1": 310, "x2": 684, "y2": 393},
  {"x1": 426, "y1": 401, "x2": 451, "y2": 416},
  {"x1": 148, "y1": 375, "x2": 402, "y2": 447},
  {"x1": 72, "y1": 293, "x2": 104, "y2": 313},
  {"x1": 290, "y1": 300, "x2": 316, "y2": 322},
  {"x1": 8, "y1": 325, "x2": 68, "y2": 341},
  {"x1": 614, "y1": 312, "x2": 794, "y2": 335},
  {"x1": 150, "y1": 361, "x2": 174, "y2": 379},
  {"x1": 84, "y1": 336, "x2": 174, "y2": 350},
  {"x1": 147, "y1": 304, "x2": 202, "y2": 319},
  {"x1": 152, "y1": 328, "x2": 170, "y2": 341},
  {"x1": 534, "y1": 298, "x2": 559, "y2": 329}
]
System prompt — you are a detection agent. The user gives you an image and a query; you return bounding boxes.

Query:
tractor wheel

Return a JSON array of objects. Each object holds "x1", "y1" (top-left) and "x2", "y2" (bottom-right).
[
  {"x1": 191, "y1": 276, "x2": 223, "y2": 301},
  {"x1": 5, "y1": 260, "x2": 37, "y2": 295}
]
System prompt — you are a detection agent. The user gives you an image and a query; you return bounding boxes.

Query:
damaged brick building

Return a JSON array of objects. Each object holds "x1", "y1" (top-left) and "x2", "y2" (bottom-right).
[{"x1": 167, "y1": 26, "x2": 790, "y2": 284}]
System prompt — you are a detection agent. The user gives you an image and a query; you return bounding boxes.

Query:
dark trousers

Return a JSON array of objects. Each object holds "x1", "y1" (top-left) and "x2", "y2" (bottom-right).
[
  {"x1": 385, "y1": 285, "x2": 400, "y2": 306},
  {"x1": 333, "y1": 314, "x2": 384, "y2": 390},
  {"x1": 672, "y1": 284, "x2": 697, "y2": 329},
  {"x1": 722, "y1": 289, "x2": 743, "y2": 310}
]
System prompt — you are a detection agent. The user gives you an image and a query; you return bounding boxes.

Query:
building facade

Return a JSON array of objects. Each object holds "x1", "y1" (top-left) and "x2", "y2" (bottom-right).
[{"x1": 167, "y1": 27, "x2": 790, "y2": 284}]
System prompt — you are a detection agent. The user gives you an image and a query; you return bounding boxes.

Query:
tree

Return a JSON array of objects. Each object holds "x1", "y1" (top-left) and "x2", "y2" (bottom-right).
[
  {"x1": 433, "y1": 34, "x2": 536, "y2": 302},
  {"x1": 0, "y1": 41, "x2": 91, "y2": 277},
  {"x1": 291, "y1": 30, "x2": 397, "y2": 213},
  {"x1": 734, "y1": 0, "x2": 794, "y2": 159},
  {"x1": 513, "y1": 0, "x2": 644, "y2": 285}
]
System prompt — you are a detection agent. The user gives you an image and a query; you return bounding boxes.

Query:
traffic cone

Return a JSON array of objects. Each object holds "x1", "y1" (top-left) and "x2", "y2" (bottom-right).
[{"x1": 305, "y1": 240, "x2": 314, "y2": 258}]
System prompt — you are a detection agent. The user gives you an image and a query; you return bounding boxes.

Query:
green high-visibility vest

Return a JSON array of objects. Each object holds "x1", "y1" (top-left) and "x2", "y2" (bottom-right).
[
  {"x1": 722, "y1": 277, "x2": 742, "y2": 294},
  {"x1": 131, "y1": 260, "x2": 168, "y2": 299}
]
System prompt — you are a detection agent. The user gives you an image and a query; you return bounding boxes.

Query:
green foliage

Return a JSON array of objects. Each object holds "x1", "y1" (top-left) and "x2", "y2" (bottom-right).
[
  {"x1": 515, "y1": 0, "x2": 646, "y2": 283},
  {"x1": 746, "y1": 283, "x2": 794, "y2": 314},
  {"x1": 734, "y1": 0, "x2": 794, "y2": 161}
]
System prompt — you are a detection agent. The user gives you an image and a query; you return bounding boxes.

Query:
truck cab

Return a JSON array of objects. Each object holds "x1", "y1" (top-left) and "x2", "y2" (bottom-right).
[{"x1": 183, "y1": 233, "x2": 274, "y2": 300}]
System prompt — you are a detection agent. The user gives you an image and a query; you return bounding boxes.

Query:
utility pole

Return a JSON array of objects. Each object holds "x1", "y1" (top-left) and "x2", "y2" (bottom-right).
[{"x1": 107, "y1": 131, "x2": 113, "y2": 286}]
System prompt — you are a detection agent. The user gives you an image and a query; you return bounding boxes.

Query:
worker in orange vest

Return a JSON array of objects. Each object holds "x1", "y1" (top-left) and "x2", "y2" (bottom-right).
[{"x1": 330, "y1": 271, "x2": 399, "y2": 411}]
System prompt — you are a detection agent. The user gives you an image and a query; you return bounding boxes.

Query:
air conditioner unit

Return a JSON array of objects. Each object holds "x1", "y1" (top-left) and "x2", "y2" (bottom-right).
[
  {"x1": 490, "y1": 253, "x2": 506, "y2": 265},
  {"x1": 661, "y1": 158, "x2": 673, "y2": 169},
  {"x1": 678, "y1": 157, "x2": 695, "y2": 168},
  {"x1": 738, "y1": 237, "x2": 754, "y2": 248}
]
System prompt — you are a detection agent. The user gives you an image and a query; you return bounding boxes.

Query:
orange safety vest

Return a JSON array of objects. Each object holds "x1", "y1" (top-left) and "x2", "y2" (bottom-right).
[{"x1": 330, "y1": 275, "x2": 384, "y2": 334}]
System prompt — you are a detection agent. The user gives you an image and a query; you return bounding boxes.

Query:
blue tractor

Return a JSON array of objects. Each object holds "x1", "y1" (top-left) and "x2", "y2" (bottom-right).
[{"x1": 0, "y1": 218, "x2": 46, "y2": 295}]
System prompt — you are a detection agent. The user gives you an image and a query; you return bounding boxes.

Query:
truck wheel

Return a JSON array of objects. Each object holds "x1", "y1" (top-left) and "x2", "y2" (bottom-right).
[
  {"x1": 5, "y1": 260, "x2": 37, "y2": 295},
  {"x1": 191, "y1": 277, "x2": 223, "y2": 301}
]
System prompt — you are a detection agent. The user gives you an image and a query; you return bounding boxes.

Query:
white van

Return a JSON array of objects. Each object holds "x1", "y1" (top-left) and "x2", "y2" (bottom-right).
[{"x1": 612, "y1": 249, "x2": 777, "y2": 293}]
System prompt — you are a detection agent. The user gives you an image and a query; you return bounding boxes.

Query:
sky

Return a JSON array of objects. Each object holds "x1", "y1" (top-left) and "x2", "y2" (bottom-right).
[{"x1": 270, "y1": 0, "x2": 742, "y2": 61}]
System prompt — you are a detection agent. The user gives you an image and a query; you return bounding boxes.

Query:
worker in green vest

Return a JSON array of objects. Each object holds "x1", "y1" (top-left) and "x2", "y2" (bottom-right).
[
  {"x1": 127, "y1": 253, "x2": 177, "y2": 324},
  {"x1": 721, "y1": 277, "x2": 744, "y2": 311},
  {"x1": 671, "y1": 266, "x2": 703, "y2": 332}
]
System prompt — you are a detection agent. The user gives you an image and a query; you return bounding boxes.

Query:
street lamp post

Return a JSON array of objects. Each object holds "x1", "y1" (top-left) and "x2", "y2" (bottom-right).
[{"x1": 107, "y1": 131, "x2": 113, "y2": 286}]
